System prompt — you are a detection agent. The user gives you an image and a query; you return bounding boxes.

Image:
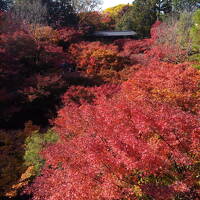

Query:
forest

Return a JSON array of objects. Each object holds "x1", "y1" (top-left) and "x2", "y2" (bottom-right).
[{"x1": 0, "y1": 0, "x2": 200, "y2": 199}]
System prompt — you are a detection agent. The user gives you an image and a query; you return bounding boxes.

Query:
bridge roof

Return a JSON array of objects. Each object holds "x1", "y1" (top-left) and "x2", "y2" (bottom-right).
[{"x1": 93, "y1": 31, "x2": 137, "y2": 37}]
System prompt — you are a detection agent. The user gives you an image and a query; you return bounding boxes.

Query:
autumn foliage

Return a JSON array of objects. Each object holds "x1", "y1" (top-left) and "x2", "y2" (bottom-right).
[
  {"x1": 68, "y1": 41, "x2": 130, "y2": 82},
  {"x1": 0, "y1": 21, "x2": 86, "y2": 127},
  {"x1": 25, "y1": 60, "x2": 200, "y2": 199},
  {"x1": 0, "y1": 30, "x2": 64, "y2": 123},
  {"x1": 78, "y1": 11, "x2": 113, "y2": 31},
  {"x1": 1, "y1": 9, "x2": 200, "y2": 200}
]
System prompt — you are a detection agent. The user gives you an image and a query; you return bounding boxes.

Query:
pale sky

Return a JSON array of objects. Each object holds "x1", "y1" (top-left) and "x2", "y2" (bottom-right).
[{"x1": 102, "y1": 0, "x2": 133, "y2": 10}]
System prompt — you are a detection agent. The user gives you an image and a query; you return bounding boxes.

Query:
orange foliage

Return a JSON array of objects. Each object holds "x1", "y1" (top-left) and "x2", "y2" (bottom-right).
[{"x1": 68, "y1": 41, "x2": 130, "y2": 82}]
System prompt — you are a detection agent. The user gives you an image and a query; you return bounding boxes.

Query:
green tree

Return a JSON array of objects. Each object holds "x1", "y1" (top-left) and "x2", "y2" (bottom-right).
[
  {"x1": 190, "y1": 9, "x2": 200, "y2": 50},
  {"x1": 116, "y1": 0, "x2": 157, "y2": 37},
  {"x1": 189, "y1": 8, "x2": 200, "y2": 67},
  {"x1": 116, "y1": 0, "x2": 173, "y2": 37}
]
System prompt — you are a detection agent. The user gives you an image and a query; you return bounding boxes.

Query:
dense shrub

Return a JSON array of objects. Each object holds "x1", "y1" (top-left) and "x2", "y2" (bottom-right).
[{"x1": 26, "y1": 62, "x2": 200, "y2": 200}]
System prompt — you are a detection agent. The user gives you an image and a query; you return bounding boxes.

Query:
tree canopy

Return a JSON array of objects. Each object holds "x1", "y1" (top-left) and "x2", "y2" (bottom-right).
[{"x1": 116, "y1": 0, "x2": 158, "y2": 37}]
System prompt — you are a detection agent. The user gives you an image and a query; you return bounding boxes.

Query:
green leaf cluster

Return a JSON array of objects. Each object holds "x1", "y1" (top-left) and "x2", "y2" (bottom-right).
[{"x1": 24, "y1": 129, "x2": 59, "y2": 175}]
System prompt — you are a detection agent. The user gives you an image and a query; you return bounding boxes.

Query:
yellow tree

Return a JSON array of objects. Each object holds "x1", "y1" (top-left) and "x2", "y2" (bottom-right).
[
  {"x1": 103, "y1": 4, "x2": 132, "y2": 25},
  {"x1": 103, "y1": 4, "x2": 132, "y2": 20}
]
